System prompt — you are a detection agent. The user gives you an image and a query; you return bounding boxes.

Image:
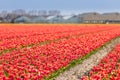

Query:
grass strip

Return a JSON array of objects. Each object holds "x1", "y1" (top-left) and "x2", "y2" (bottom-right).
[{"x1": 44, "y1": 36, "x2": 120, "y2": 80}]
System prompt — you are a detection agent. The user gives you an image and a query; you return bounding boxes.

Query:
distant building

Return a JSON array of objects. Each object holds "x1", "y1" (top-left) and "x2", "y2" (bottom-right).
[
  {"x1": 31, "y1": 16, "x2": 47, "y2": 23},
  {"x1": 13, "y1": 16, "x2": 31, "y2": 23},
  {"x1": 1, "y1": 10, "x2": 120, "y2": 24},
  {"x1": 47, "y1": 15, "x2": 64, "y2": 23},
  {"x1": 79, "y1": 12, "x2": 105, "y2": 24},
  {"x1": 63, "y1": 15, "x2": 82, "y2": 23},
  {"x1": 103, "y1": 13, "x2": 120, "y2": 24}
]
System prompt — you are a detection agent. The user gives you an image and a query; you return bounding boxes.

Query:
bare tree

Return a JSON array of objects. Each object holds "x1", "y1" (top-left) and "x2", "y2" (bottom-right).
[
  {"x1": 12, "y1": 9, "x2": 26, "y2": 16},
  {"x1": 48, "y1": 10, "x2": 60, "y2": 16},
  {"x1": 38, "y1": 10, "x2": 47, "y2": 16},
  {"x1": 0, "y1": 10, "x2": 8, "y2": 17},
  {"x1": 28, "y1": 10, "x2": 38, "y2": 16}
]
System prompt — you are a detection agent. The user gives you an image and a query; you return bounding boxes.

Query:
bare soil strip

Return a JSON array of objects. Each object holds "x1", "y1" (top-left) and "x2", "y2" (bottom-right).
[{"x1": 55, "y1": 38, "x2": 120, "y2": 80}]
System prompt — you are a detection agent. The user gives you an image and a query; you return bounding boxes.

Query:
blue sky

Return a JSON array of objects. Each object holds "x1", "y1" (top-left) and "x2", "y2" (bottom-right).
[{"x1": 0, "y1": 0, "x2": 120, "y2": 14}]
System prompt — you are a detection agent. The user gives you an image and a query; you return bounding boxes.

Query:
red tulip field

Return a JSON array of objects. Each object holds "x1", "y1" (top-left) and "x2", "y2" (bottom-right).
[
  {"x1": 82, "y1": 43, "x2": 120, "y2": 80},
  {"x1": 0, "y1": 24, "x2": 120, "y2": 80}
]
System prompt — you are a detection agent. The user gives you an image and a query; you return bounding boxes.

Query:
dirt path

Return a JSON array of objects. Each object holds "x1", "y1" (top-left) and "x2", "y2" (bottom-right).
[{"x1": 55, "y1": 38, "x2": 120, "y2": 80}]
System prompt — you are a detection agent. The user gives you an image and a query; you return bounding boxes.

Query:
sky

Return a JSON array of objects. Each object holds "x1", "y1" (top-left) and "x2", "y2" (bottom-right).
[{"x1": 0, "y1": 0, "x2": 120, "y2": 14}]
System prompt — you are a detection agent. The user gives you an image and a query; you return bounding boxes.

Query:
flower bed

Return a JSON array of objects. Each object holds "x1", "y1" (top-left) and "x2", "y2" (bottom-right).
[
  {"x1": 0, "y1": 25, "x2": 114, "y2": 52},
  {"x1": 82, "y1": 44, "x2": 120, "y2": 80},
  {"x1": 0, "y1": 24, "x2": 120, "y2": 79}
]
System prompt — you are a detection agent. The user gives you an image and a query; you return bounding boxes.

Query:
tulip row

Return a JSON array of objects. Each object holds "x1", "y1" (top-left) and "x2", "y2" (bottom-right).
[
  {"x1": 0, "y1": 28, "x2": 120, "y2": 80},
  {"x1": 0, "y1": 26, "x2": 115, "y2": 52},
  {"x1": 81, "y1": 44, "x2": 120, "y2": 80},
  {"x1": 0, "y1": 25, "x2": 117, "y2": 41},
  {"x1": 0, "y1": 25, "x2": 102, "y2": 40}
]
